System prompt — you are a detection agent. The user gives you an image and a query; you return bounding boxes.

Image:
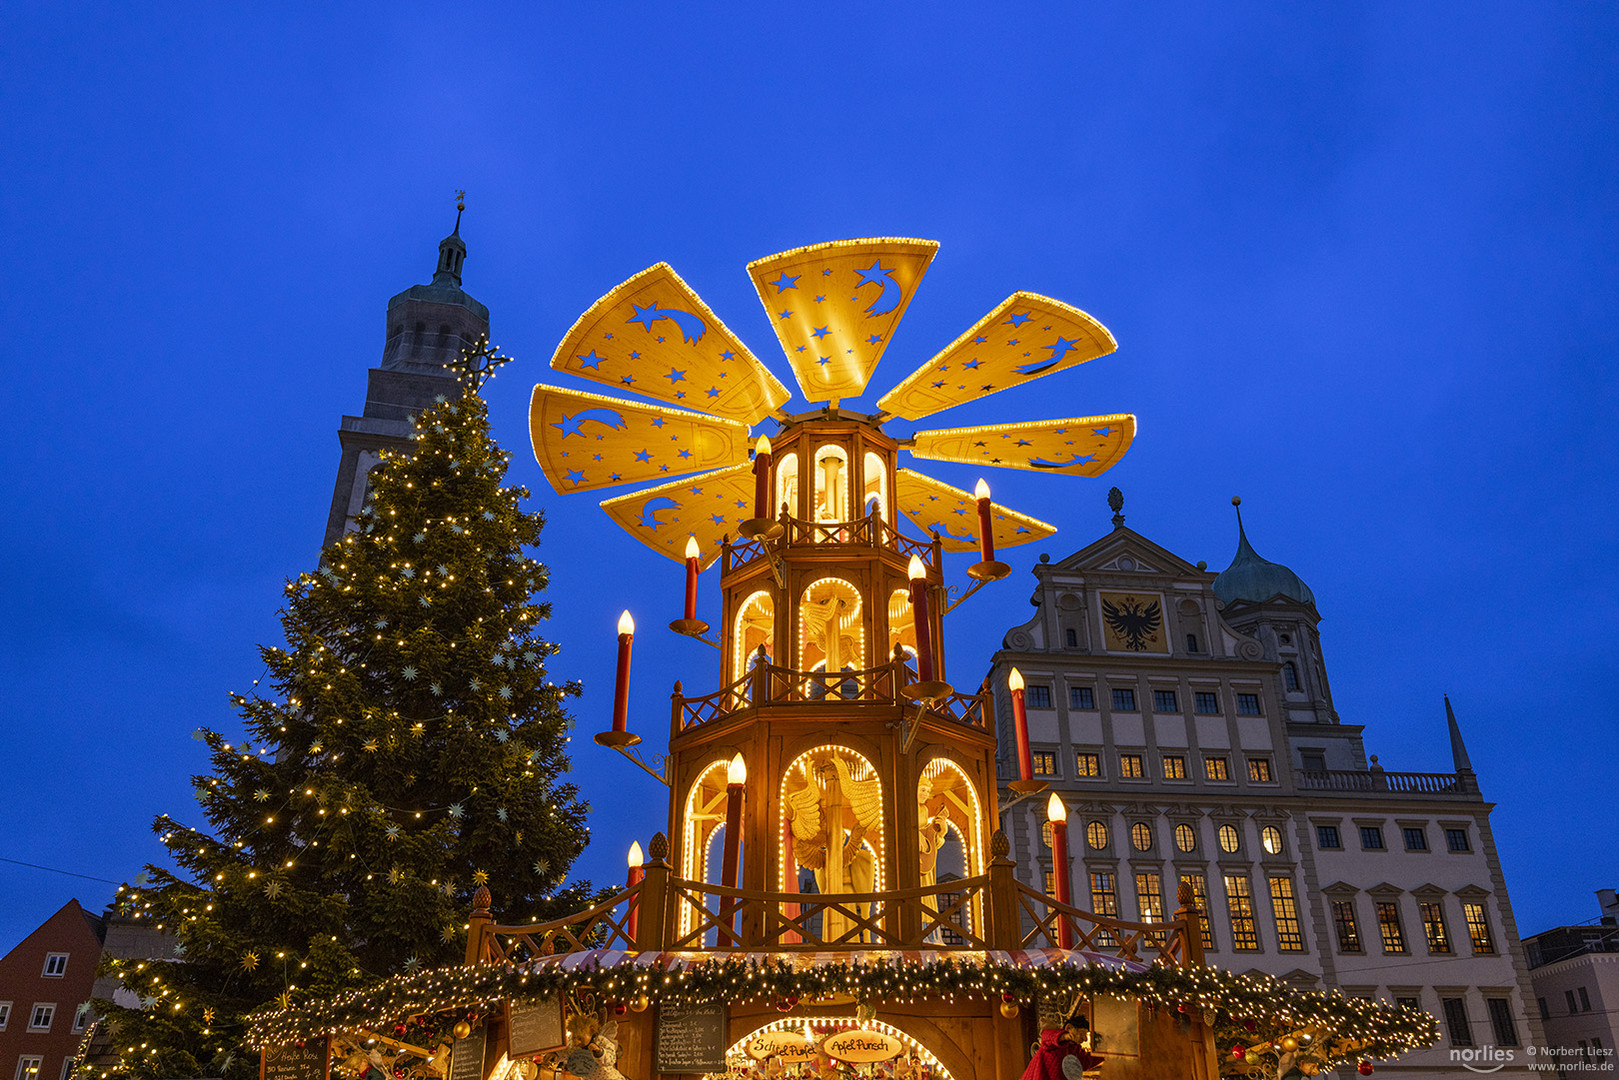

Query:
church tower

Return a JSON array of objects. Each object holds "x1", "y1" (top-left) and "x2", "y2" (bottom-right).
[{"x1": 322, "y1": 203, "x2": 490, "y2": 547}]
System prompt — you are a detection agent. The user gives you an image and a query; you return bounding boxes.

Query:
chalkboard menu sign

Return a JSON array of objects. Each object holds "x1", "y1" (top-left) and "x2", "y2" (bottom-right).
[
  {"x1": 260, "y1": 1037, "x2": 330, "y2": 1080},
  {"x1": 449, "y1": 1025, "x2": 486, "y2": 1080},
  {"x1": 654, "y1": 1002, "x2": 728, "y2": 1073},
  {"x1": 507, "y1": 996, "x2": 566, "y2": 1057}
]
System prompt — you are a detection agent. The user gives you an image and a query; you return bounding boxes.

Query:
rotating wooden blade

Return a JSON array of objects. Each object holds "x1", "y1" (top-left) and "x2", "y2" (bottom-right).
[
  {"x1": 908, "y1": 414, "x2": 1136, "y2": 477},
  {"x1": 876, "y1": 292, "x2": 1117, "y2": 421},
  {"x1": 599, "y1": 465, "x2": 756, "y2": 566},
  {"x1": 550, "y1": 263, "x2": 791, "y2": 424},
  {"x1": 894, "y1": 468, "x2": 1056, "y2": 552},
  {"x1": 746, "y1": 237, "x2": 938, "y2": 403},
  {"x1": 528, "y1": 384, "x2": 749, "y2": 494}
]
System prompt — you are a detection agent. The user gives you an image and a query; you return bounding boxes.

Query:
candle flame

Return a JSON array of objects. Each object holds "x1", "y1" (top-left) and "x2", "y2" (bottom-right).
[
  {"x1": 1046, "y1": 792, "x2": 1068, "y2": 822},
  {"x1": 1008, "y1": 666, "x2": 1024, "y2": 692},
  {"x1": 974, "y1": 478, "x2": 991, "y2": 500},
  {"x1": 756, "y1": 435, "x2": 772, "y2": 456},
  {"x1": 728, "y1": 752, "x2": 748, "y2": 785},
  {"x1": 685, "y1": 534, "x2": 701, "y2": 560},
  {"x1": 907, "y1": 555, "x2": 927, "y2": 580},
  {"x1": 627, "y1": 841, "x2": 644, "y2": 868},
  {"x1": 618, "y1": 610, "x2": 635, "y2": 635}
]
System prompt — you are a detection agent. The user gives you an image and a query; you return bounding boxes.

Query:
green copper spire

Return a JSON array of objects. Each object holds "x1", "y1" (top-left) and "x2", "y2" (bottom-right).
[{"x1": 1212, "y1": 496, "x2": 1317, "y2": 607}]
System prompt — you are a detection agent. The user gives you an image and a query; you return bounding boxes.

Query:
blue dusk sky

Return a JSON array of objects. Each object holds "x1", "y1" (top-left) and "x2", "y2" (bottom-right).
[{"x1": 0, "y1": 4, "x2": 1614, "y2": 954}]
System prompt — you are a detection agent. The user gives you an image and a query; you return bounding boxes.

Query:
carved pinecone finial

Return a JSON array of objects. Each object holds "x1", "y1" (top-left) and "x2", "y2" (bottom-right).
[
  {"x1": 472, "y1": 885, "x2": 492, "y2": 913},
  {"x1": 648, "y1": 832, "x2": 669, "y2": 862},
  {"x1": 991, "y1": 829, "x2": 1011, "y2": 859},
  {"x1": 1176, "y1": 880, "x2": 1194, "y2": 907}
]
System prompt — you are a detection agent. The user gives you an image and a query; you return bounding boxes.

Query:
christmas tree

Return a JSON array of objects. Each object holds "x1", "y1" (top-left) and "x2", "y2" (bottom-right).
[{"x1": 91, "y1": 348, "x2": 594, "y2": 1078}]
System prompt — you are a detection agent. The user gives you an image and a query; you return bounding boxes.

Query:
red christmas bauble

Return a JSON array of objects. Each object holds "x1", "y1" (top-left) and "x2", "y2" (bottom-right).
[
  {"x1": 1002, "y1": 991, "x2": 1016, "y2": 1003},
  {"x1": 1358, "y1": 1061, "x2": 1374, "y2": 1076},
  {"x1": 1244, "y1": 1019, "x2": 1258, "y2": 1032},
  {"x1": 394, "y1": 1023, "x2": 407, "y2": 1036},
  {"x1": 613, "y1": 1002, "x2": 628, "y2": 1016},
  {"x1": 1231, "y1": 1045, "x2": 1247, "y2": 1059}
]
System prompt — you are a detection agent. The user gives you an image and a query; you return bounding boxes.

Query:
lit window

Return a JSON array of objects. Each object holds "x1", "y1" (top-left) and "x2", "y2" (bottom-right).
[
  {"x1": 1403, "y1": 827, "x2": 1428, "y2": 851},
  {"x1": 1224, "y1": 875, "x2": 1259, "y2": 950},
  {"x1": 1486, "y1": 999, "x2": 1518, "y2": 1047},
  {"x1": 1152, "y1": 689, "x2": 1178, "y2": 712},
  {"x1": 1086, "y1": 821, "x2": 1110, "y2": 849},
  {"x1": 1064, "y1": 627, "x2": 1078, "y2": 647},
  {"x1": 1130, "y1": 822, "x2": 1153, "y2": 851},
  {"x1": 1162, "y1": 755, "x2": 1186, "y2": 779},
  {"x1": 1070, "y1": 686, "x2": 1095, "y2": 710},
  {"x1": 1028, "y1": 685, "x2": 1053, "y2": 709},
  {"x1": 1041, "y1": 821, "x2": 1054, "y2": 848},
  {"x1": 1261, "y1": 825, "x2": 1284, "y2": 854},
  {"x1": 15, "y1": 1057, "x2": 42, "y2": 1080},
  {"x1": 1463, "y1": 902, "x2": 1496, "y2": 954},
  {"x1": 1236, "y1": 693, "x2": 1262, "y2": 716},
  {"x1": 1032, "y1": 750, "x2": 1058, "y2": 777},
  {"x1": 28, "y1": 1003, "x2": 54, "y2": 1032},
  {"x1": 1376, "y1": 901, "x2": 1408, "y2": 953},
  {"x1": 1194, "y1": 691, "x2": 1220, "y2": 714},
  {"x1": 1090, "y1": 872, "x2": 1120, "y2": 947},
  {"x1": 1269, "y1": 877, "x2": 1305, "y2": 951},
  {"x1": 1205, "y1": 756, "x2": 1230, "y2": 781},
  {"x1": 1119, "y1": 753, "x2": 1144, "y2": 779},
  {"x1": 1360, "y1": 826, "x2": 1385, "y2": 850},
  {"x1": 1218, "y1": 824, "x2": 1241, "y2": 853},
  {"x1": 1174, "y1": 823, "x2": 1197, "y2": 853},
  {"x1": 1112, "y1": 688, "x2": 1138, "y2": 712},
  {"x1": 1136, "y1": 872, "x2": 1164, "y2": 923},
  {"x1": 1317, "y1": 824, "x2": 1342, "y2": 849},
  {"x1": 1075, "y1": 751, "x2": 1101, "y2": 778},
  {"x1": 1332, "y1": 900, "x2": 1363, "y2": 953},
  {"x1": 1180, "y1": 872, "x2": 1214, "y2": 949},
  {"x1": 41, "y1": 954, "x2": 67, "y2": 978},
  {"x1": 1420, "y1": 901, "x2": 1453, "y2": 954},
  {"x1": 1446, "y1": 828, "x2": 1471, "y2": 852},
  {"x1": 1248, "y1": 757, "x2": 1273, "y2": 783},
  {"x1": 1397, "y1": 996, "x2": 1421, "y2": 1013},
  {"x1": 1044, "y1": 870, "x2": 1057, "y2": 896},
  {"x1": 1442, "y1": 997, "x2": 1472, "y2": 1047}
]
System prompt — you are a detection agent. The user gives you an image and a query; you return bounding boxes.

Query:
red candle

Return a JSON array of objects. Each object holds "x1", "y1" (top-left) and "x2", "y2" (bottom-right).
[
  {"x1": 626, "y1": 841, "x2": 644, "y2": 942},
  {"x1": 1047, "y1": 793, "x2": 1074, "y2": 948},
  {"x1": 752, "y1": 436, "x2": 773, "y2": 520},
  {"x1": 907, "y1": 556, "x2": 934, "y2": 683},
  {"x1": 683, "y1": 535, "x2": 700, "y2": 621},
  {"x1": 1008, "y1": 667, "x2": 1033, "y2": 783},
  {"x1": 612, "y1": 610, "x2": 634, "y2": 733},
  {"x1": 974, "y1": 478, "x2": 995, "y2": 562},
  {"x1": 719, "y1": 753, "x2": 747, "y2": 945}
]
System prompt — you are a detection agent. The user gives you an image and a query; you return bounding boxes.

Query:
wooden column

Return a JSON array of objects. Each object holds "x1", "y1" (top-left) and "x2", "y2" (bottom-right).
[
  {"x1": 464, "y1": 885, "x2": 492, "y2": 966},
  {"x1": 636, "y1": 832, "x2": 672, "y2": 953},
  {"x1": 986, "y1": 829, "x2": 1021, "y2": 950}
]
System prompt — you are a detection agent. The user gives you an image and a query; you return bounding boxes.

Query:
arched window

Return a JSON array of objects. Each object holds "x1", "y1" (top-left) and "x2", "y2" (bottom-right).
[
  {"x1": 774, "y1": 452, "x2": 799, "y2": 520},
  {"x1": 1284, "y1": 662, "x2": 1300, "y2": 691},
  {"x1": 813, "y1": 445, "x2": 849, "y2": 524},
  {"x1": 800, "y1": 578, "x2": 863, "y2": 675},
  {"x1": 732, "y1": 590, "x2": 775, "y2": 682},
  {"x1": 887, "y1": 588, "x2": 916, "y2": 663},
  {"x1": 862, "y1": 450, "x2": 888, "y2": 523}
]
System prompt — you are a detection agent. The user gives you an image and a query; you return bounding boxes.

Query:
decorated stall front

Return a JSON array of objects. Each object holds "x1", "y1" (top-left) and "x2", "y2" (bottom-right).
[{"x1": 247, "y1": 237, "x2": 1436, "y2": 1080}]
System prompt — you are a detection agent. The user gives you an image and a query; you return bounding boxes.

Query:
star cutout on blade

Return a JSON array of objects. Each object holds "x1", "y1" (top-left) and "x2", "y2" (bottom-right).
[
  {"x1": 855, "y1": 259, "x2": 893, "y2": 287},
  {"x1": 565, "y1": 469, "x2": 586, "y2": 485},
  {"x1": 665, "y1": 368, "x2": 686, "y2": 383},
  {"x1": 711, "y1": 514, "x2": 725, "y2": 524},
  {"x1": 812, "y1": 326, "x2": 830, "y2": 340},
  {"x1": 1005, "y1": 312, "x2": 1032, "y2": 326},
  {"x1": 779, "y1": 309, "x2": 793, "y2": 319},
  {"x1": 576, "y1": 350, "x2": 606, "y2": 370},
  {"x1": 963, "y1": 359, "x2": 982, "y2": 369},
  {"x1": 721, "y1": 350, "x2": 735, "y2": 360},
  {"x1": 627, "y1": 303, "x2": 667, "y2": 331},
  {"x1": 651, "y1": 416, "x2": 665, "y2": 427},
  {"x1": 707, "y1": 386, "x2": 721, "y2": 397},
  {"x1": 1094, "y1": 426, "x2": 1115, "y2": 437},
  {"x1": 868, "y1": 334, "x2": 883, "y2": 344},
  {"x1": 634, "y1": 450, "x2": 652, "y2": 462},
  {"x1": 769, "y1": 271, "x2": 800, "y2": 293}
]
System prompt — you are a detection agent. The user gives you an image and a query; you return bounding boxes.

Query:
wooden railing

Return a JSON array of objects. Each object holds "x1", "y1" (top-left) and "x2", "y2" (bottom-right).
[
  {"x1": 1014, "y1": 882, "x2": 1193, "y2": 966},
  {"x1": 721, "y1": 510, "x2": 940, "y2": 574}
]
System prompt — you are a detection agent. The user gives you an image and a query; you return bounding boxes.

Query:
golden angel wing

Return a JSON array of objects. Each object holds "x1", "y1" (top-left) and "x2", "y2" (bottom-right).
[
  {"x1": 783, "y1": 780, "x2": 823, "y2": 853},
  {"x1": 831, "y1": 757, "x2": 884, "y2": 840}
]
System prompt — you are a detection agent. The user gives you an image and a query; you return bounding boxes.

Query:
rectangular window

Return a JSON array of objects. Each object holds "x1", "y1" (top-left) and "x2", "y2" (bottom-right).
[
  {"x1": 1194, "y1": 691, "x2": 1220, "y2": 714},
  {"x1": 41, "y1": 954, "x2": 67, "y2": 978},
  {"x1": 1301, "y1": 750, "x2": 1327, "y2": 772},
  {"x1": 1091, "y1": 872, "x2": 1120, "y2": 947},
  {"x1": 1064, "y1": 627, "x2": 1078, "y2": 647},
  {"x1": 1446, "y1": 827, "x2": 1471, "y2": 852},
  {"x1": 0, "y1": 1001, "x2": 9, "y2": 1029},
  {"x1": 1112, "y1": 687, "x2": 1138, "y2": 711},
  {"x1": 1442, "y1": 998, "x2": 1473, "y2": 1047},
  {"x1": 1376, "y1": 901, "x2": 1408, "y2": 953},
  {"x1": 1580, "y1": 986, "x2": 1591, "y2": 1012},
  {"x1": 1204, "y1": 756, "x2": 1230, "y2": 781},
  {"x1": 1224, "y1": 875, "x2": 1260, "y2": 950},
  {"x1": 1153, "y1": 689, "x2": 1178, "y2": 712},
  {"x1": 1236, "y1": 693, "x2": 1262, "y2": 715},
  {"x1": 60, "y1": 1061, "x2": 73, "y2": 1080},
  {"x1": 1317, "y1": 825, "x2": 1342, "y2": 849},
  {"x1": 1032, "y1": 751, "x2": 1058, "y2": 777},
  {"x1": 1269, "y1": 877, "x2": 1305, "y2": 952},
  {"x1": 1075, "y1": 752, "x2": 1101, "y2": 778},
  {"x1": 1567, "y1": 989, "x2": 1578, "y2": 1014},
  {"x1": 1028, "y1": 685, "x2": 1052, "y2": 708},
  {"x1": 1403, "y1": 827, "x2": 1428, "y2": 851},
  {"x1": 1247, "y1": 757, "x2": 1273, "y2": 783},
  {"x1": 1486, "y1": 998, "x2": 1518, "y2": 1047},
  {"x1": 1070, "y1": 686, "x2": 1095, "y2": 710},
  {"x1": 1135, "y1": 872, "x2": 1164, "y2": 923},
  {"x1": 28, "y1": 1004, "x2": 54, "y2": 1032},
  {"x1": 15, "y1": 1058, "x2": 42, "y2": 1080},
  {"x1": 1332, "y1": 900, "x2": 1364, "y2": 953},
  {"x1": 1462, "y1": 902, "x2": 1495, "y2": 953},
  {"x1": 1179, "y1": 872, "x2": 1214, "y2": 950},
  {"x1": 1119, "y1": 753, "x2": 1144, "y2": 779},
  {"x1": 1162, "y1": 755, "x2": 1186, "y2": 779},
  {"x1": 1420, "y1": 901, "x2": 1452, "y2": 954},
  {"x1": 72, "y1": 1001, "x2": 89, "y2": 1032},
  {"x1": 1360, "y1": 826, "x2": 1385, "y2": 850},
  {"x1": 1396, "y1": 996, "x2": 1421, "y2": 1013},
  {"x1": 1044, "y1": 870, "x2": 1057, "y2": 897}
]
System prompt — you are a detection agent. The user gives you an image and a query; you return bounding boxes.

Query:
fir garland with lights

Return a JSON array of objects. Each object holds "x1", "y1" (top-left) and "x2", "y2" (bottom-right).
[{"x1": 88, "y1": 348, "x2": 598, "y2": 1079}]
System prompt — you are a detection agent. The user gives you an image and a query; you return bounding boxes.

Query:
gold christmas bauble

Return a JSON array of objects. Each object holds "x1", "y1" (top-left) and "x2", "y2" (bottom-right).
[
  {"x1": 999, "y1": 1000, "x2": 1020, "y2": 1018},
  {"x1": 452, "y1": 1020, "x2": 472, "y2": 1039},
  {"x1": 1280, "y1": 1036, "x2": 1299, "y2": 1052},
  {"x1": 630, "y1": 992, "x2": 650, "y2": 1013},
  {"x1": 1245, "y1": 1050, "x2": 1261, "y2": 1066}
]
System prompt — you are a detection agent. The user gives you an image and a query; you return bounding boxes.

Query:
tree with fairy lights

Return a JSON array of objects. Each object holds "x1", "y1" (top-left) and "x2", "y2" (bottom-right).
[{"x1": 89, "y1": 341, "x2": 595, "y2": 1079}]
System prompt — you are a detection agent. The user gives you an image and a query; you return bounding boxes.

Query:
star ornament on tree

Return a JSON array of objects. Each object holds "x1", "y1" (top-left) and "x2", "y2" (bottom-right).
[{"x1": 445, "y1": 336, "x2": 514, "y2": 391}]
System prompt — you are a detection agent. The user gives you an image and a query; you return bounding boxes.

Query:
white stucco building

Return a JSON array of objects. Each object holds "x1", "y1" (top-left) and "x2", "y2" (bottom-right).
[{"x1": 1524, "y1": 890, "x2": 1619, "y2": 1074}]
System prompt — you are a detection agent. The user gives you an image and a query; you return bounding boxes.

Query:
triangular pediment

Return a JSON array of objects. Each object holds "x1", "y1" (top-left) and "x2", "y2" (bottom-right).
[{"x1": 1052, "y1": 527, "x2": 1205, "y2": 578}]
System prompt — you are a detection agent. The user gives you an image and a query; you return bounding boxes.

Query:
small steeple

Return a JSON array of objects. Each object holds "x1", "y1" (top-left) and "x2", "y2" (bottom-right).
[
  {"x1": 1445, "y1": 694, "x2": 1475, "y2": 773},
  {"x1": 433, "y1": 191, "x2": 468, "y2": 286}
]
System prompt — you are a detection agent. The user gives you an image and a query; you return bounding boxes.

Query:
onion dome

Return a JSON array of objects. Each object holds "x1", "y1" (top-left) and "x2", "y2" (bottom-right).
[{"x1": 1212, "y1": 497, "x2": 1316, "y2": 607}]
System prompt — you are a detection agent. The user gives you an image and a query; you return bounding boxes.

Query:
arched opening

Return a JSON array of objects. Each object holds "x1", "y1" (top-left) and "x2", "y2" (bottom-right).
[
  {"x1": 862, "y1": 450, "x2": 888, "y2": 522},
  {"x1": 732, "y1": 590, "x2": 775, "y2": 682},
  {"x1": 775, "y1": 451, "x2": 799, "y2": 520},
  {"x1": 678, "y1": 759, "x2": 735, "y2": 940},
  {"x1": 813, "y1": 444, "x2": 850, "y2": 525},
  {"x1": 780, "y1": 745, "x2": 884, "y2": 944},
  {"x1": 799, "y1": 578, "x2": 863, "y2": 681},
  {"x1": 919, "y1": 758, "x2": 986, "y2": 942},
  {"x1": 724, "y1": 1018, "x2": 957, "y2": 1080},
  {"x1": 887, "y1": 588, "x2": 917, "y2": 666}
]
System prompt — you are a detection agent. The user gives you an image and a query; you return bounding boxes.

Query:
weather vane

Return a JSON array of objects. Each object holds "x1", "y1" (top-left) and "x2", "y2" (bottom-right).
[{"x1": 446, "y1": 335, "x2": 512, "y2": 391}]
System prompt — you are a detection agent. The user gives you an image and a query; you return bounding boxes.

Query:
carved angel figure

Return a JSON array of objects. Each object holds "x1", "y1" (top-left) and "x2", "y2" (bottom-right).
[{"x1": 784, "y1": 754, "x2": 883, "y2": 942}]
